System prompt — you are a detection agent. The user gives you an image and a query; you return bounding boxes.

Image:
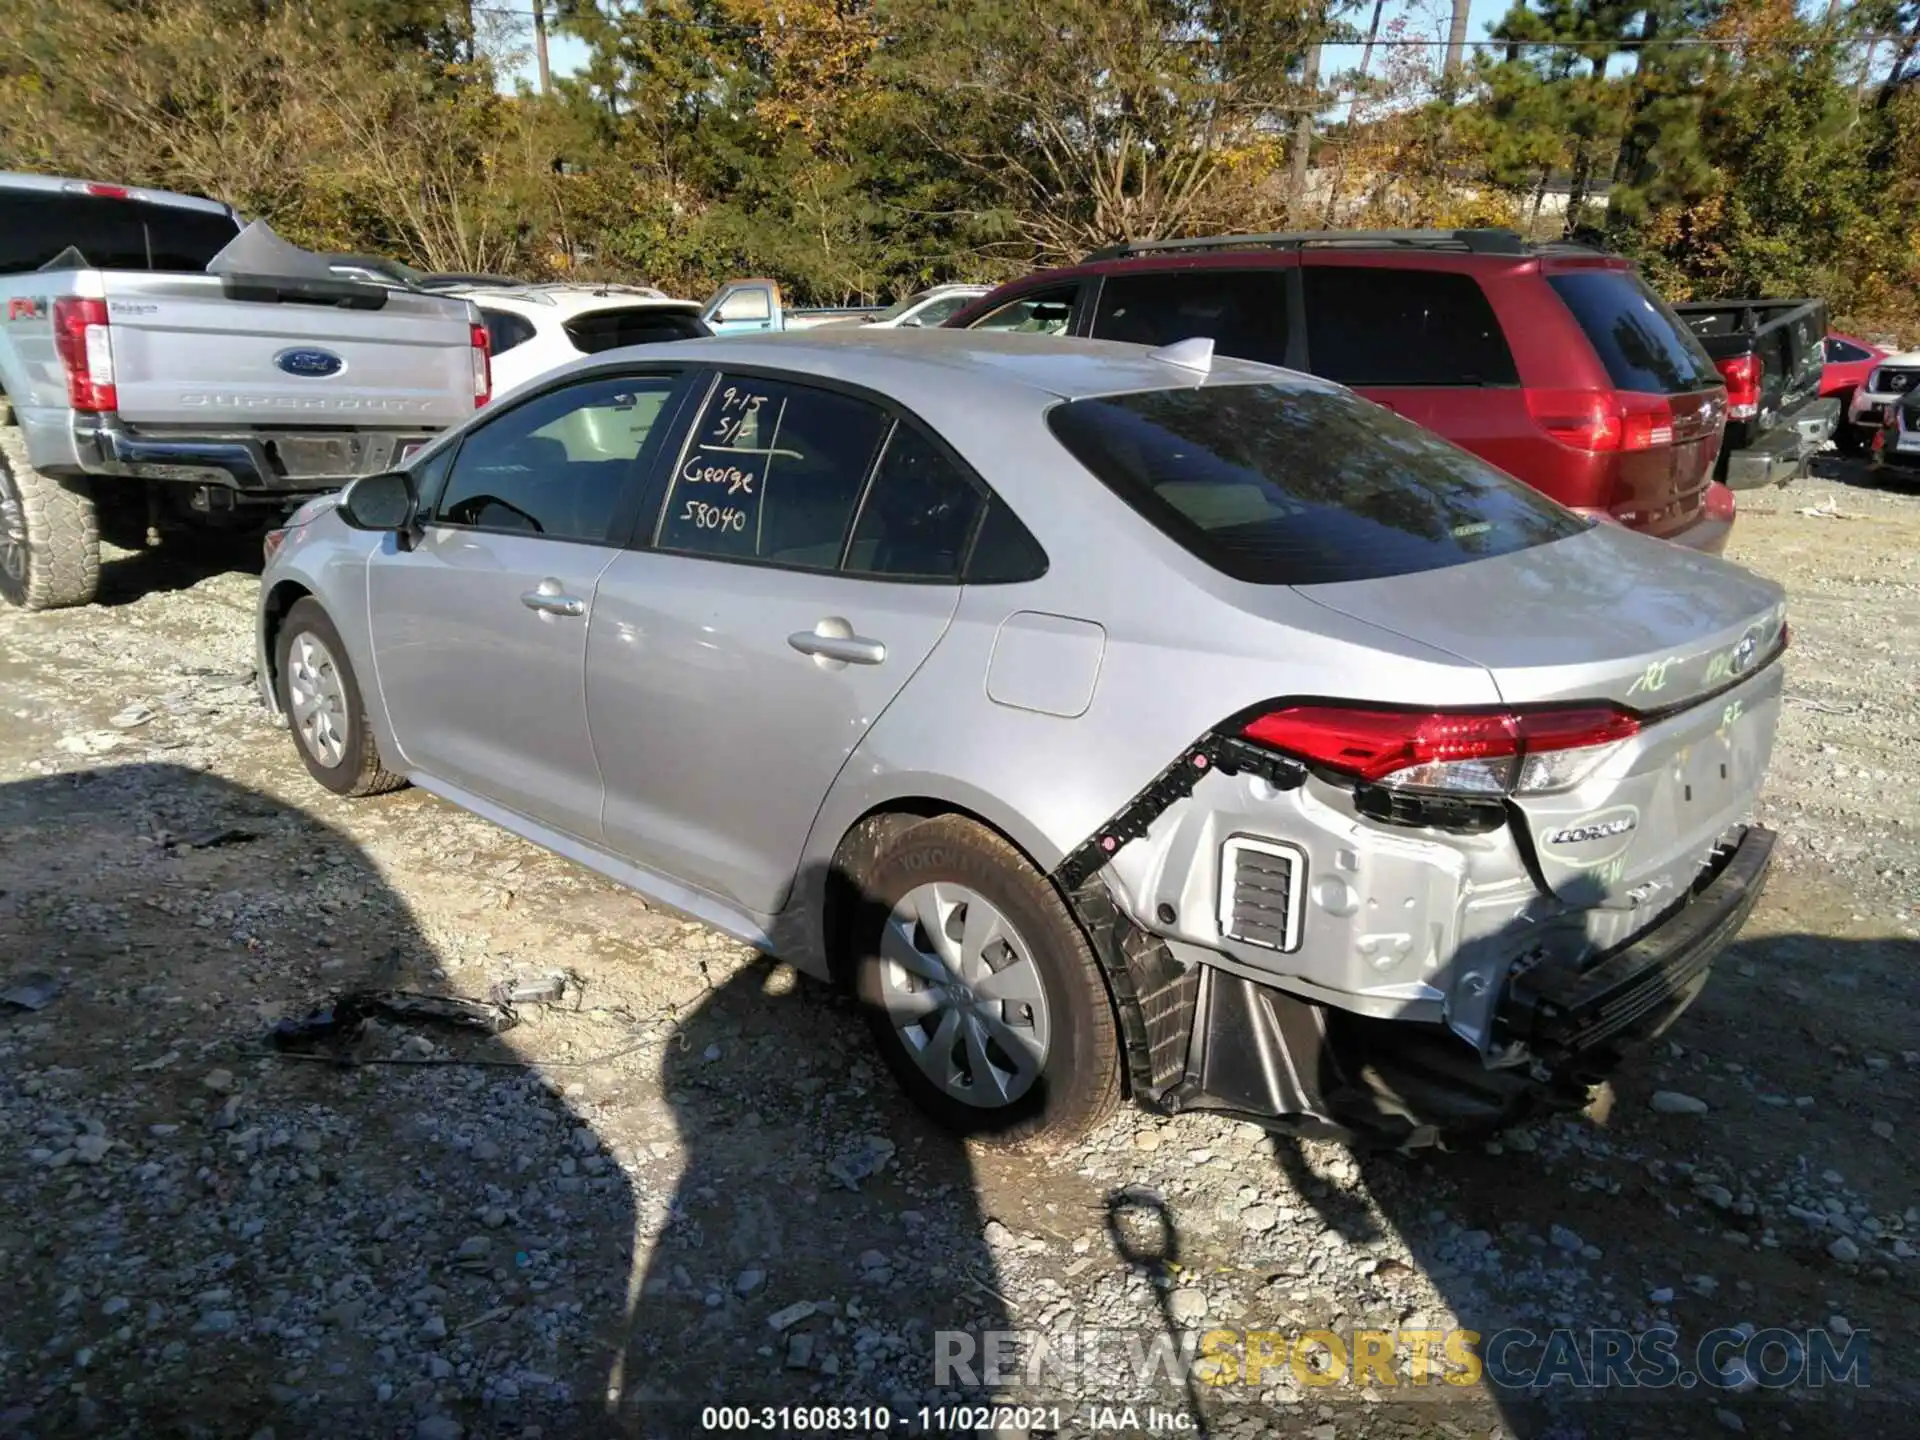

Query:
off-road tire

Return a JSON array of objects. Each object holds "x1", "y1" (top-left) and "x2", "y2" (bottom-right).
[
  {"x1": 853, "y1": 815, "x2": 1121, "y2": 1150},
  {"x1": 275, "y1": 598, "x2": 407, "y2": 798},
  {"x1": 0, "y1": 426, "x2": 100, "y2": 610}
]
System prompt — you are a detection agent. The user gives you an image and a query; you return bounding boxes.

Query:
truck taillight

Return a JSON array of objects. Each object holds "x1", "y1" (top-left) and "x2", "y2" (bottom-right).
[
  {"x1": 470, "y1": 322, "x2": 492, "y2": 408},
  {"x1": 1526, "y1": 389, "x2": 1674, "y2": 453},
  {"x1": 1716, "y1": 352, "x2": 1762, "y2": 420},
  {"x1": 1242, "y1": 702, "x2": 1641, "y2": 797},
  {"x1": 52, "y1": 296, "x2": 116, "y2": 413}
]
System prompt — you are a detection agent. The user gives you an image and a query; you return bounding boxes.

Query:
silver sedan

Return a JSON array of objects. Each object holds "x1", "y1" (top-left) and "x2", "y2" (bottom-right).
[{"x1": 257, "y1": 329, "x2": 1786, "y2": 1149}]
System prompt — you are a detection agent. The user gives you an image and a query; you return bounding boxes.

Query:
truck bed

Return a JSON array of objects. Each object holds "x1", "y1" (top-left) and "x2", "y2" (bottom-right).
[{"x1": 1673, "y1": 297, "x2": 1838, "y2": 489}]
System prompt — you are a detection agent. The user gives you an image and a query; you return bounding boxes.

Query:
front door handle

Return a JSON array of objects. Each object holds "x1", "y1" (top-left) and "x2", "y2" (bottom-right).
[
  {"x1": 788, "y1": 616, "x2": 886, "y2": 667},
  {"x1": 521, "y1": 578, "x2": 586, "y2": 617}
]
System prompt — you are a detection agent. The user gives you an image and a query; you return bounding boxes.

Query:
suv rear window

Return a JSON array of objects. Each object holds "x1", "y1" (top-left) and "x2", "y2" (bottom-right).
[
  {"x1": 1548, "y1": 271, "x2": 1720, "y2": 394},
  {"x1": 0, "y1": 192, "x2": 240, "y2": 274},
  {"x1": 1047, "y1": 384, "x2": 1586, "y2": 585},
  {"x1": 1302, "y1": 267, "x2": 1518, "y2": 386},
  {"x1": 564, "y1": 308, "x2": 709, "y2": 353}
]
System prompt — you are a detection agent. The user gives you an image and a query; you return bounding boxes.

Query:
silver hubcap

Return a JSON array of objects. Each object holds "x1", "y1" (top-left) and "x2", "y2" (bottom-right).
[
  {"x1": 0, "y1": 464, "x2": 26, "y2": 587},
  {"x1": 879, "y1": 882, "x2": 1052, "y2": 1109},
  {"x1": 287, "y1": 631, "x2": 349, "y2": 769}
]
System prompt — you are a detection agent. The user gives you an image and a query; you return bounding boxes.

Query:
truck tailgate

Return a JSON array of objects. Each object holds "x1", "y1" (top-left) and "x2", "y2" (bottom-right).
[{"x1": 100, "y1": 274, "x2": 475, "y2": 428}]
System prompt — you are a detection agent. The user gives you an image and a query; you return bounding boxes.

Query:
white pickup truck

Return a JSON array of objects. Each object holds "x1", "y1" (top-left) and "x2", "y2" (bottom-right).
[{"x1": 0, "y1": 173, "x2": 489, "y2": 610}]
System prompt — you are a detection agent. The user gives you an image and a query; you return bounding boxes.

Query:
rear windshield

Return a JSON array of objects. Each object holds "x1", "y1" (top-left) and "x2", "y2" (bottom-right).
[
  {"x1": 0, "y1": 191, "x2": 240, "y2": 274},
  {"x1": 564, "y1": 307, "x2": 709, "y2": 353},
  {"x1": 1047, "y1": 384, "x2": 1587, "y2": 585},
  {"x1": 1548, "y1": 270, "x2": 1721, "y2": 394}
]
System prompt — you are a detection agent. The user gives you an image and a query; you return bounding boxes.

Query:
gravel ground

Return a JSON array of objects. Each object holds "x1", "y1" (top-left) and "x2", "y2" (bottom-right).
[{"x1": 2, "y1": 459, "x2": 1917, "y2": 1440}]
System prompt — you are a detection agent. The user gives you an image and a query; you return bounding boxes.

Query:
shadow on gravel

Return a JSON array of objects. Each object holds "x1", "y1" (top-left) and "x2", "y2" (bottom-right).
[
  {"x1": 93, "y1": 529, "x2": 267, "y2": 608},
  {"x1": 1805, "y1": 452, "x2": 1915, "y2": 495},
  {"x1": 608, "y1": 949, "x2": 1010, "y2": 1438},
  {"x1": 0, "y1": 763, "x2": 630, "y2": 1438},
  {"x1": 1258, "y1": 922, "x2": 1908, "y2": 1440}
]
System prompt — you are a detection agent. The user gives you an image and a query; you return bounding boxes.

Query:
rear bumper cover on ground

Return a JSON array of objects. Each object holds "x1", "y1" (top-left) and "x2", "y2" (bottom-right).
[{"x1": 1082, "y1": 824, "x2": 1776, "y2": 1146}]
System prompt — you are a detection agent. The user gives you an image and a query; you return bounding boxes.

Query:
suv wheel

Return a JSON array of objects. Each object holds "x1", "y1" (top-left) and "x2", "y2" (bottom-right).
[
  {"x1": 276, "y1": 598, "x2": 406, "y2": 798},
  {"x1": 853, "y1": 815, "x2": 1120, "y2": 1149},
  {"x1": 0, "y1": 428, "x2": 99, "y2": 610}
]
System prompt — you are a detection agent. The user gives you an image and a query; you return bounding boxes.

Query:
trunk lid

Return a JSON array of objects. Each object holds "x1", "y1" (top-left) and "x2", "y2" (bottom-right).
[
  {"x1": 101, "y1": 272, "x2": 477, "y2": 428},
  {"x1": 1297, "y1": 524, "x2": 1787, "y2": 904}
]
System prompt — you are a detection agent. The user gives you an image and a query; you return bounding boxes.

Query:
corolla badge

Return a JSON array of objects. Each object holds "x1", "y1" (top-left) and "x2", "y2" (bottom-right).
[
  {"x1": 274, "y1": 347, "x2": 345, "y2": 379},
  {"x1": 1540, "y1": 806, "x2": 1640, "y2": 865}
]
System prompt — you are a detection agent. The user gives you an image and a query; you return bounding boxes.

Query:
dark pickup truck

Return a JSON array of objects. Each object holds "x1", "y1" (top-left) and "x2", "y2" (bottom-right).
[{"x1": 1673, "y1": 298, "x2": 1840, "y2": 490}]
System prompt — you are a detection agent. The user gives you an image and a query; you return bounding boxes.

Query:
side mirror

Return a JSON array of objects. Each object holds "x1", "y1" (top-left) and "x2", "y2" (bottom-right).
[{"x1": 337, "y1": 470, "x2": 416, "y2": 532}]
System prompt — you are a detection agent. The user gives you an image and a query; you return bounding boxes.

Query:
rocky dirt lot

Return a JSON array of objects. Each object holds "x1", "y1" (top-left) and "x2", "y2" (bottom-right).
[{"x1": 2, "y1": 459, "x2": 1917, "y2": 1440}]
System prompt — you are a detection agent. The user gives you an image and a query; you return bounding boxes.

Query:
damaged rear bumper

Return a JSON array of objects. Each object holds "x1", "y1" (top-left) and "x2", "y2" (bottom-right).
[{"x1": 1074, "y1": 823, "x2": 1775, "y2": 1147}]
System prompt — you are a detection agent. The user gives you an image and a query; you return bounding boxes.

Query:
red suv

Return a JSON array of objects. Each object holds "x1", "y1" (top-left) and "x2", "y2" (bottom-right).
[{"x1": 946, "y1": 229, "x2": 1737, "y2": 552}]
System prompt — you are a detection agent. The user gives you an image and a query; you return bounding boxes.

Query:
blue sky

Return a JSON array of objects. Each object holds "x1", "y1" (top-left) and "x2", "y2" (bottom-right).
[{"x1": 501, "y1": 0, "x2": 1521, "y2": 96}]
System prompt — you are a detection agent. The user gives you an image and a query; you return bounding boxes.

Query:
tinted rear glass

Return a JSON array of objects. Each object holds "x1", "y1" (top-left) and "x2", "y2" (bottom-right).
[
  {"x1": 1302, "y1": 267, "x2": 1518, "y2": 386},
  {"x1": 1047, "y1": 384, "x2": 1586, "y2": 585},
  {"x1": 564, "y1": 308, "x2": 709, "y2": 353},
  {"x1": 1548, "y1": 271, "x2": 1721, "y2": 394},
  {"x1": 0, "y1": 192, "x2": 239, "y2": 274}
]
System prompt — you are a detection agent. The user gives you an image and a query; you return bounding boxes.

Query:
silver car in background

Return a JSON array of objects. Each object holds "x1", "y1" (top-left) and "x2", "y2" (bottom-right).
[{"x1": 256, "y1": 330, "x2": 1786, "y2": 1149}]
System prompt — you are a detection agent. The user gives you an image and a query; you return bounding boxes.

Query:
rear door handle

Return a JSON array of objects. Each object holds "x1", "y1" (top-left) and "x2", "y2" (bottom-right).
[
  {"x1": 788, "y1": 616, "x2": 885, "y2": 667},
  {"x1": 521, "y1": 579, "x2": 586, "y2": 617}
]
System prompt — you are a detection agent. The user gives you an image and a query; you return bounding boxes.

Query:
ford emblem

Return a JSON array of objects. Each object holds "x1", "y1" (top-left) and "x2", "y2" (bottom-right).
[{"x1": 274, "y1": 347, "x2": 344, "y2": 379}]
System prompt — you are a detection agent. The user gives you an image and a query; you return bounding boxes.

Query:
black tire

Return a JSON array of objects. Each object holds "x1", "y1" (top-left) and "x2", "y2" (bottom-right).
[
  {"x1": 275, "y1": 597, "x2": 407, "y2": 798},
  {"x1": 0, "y1": 426, "x2": 100, "y2": 610},
  {"x1": 852, "y1": 815, "x2": 1120, "y2": 1150}
]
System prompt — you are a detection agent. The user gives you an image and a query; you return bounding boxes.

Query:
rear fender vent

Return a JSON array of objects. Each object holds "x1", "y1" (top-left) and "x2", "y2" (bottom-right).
[{"x1": 1218, "y1": 836, "x2": 1307, "y2": 953}]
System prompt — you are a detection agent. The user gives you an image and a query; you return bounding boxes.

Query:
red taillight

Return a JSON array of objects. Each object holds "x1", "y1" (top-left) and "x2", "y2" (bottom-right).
[
  {"x1": 1716, "y1": 352, "x2": 1762, "y2": 420},
  {"x1": 1242, "y1": 702, "x2": 1641, "y2": 796},
  {"x1": 1526, "y1": 389, "x2": 1674, "y2": 453},
  {"x1": 64, "y1": 181, "x2": 130, "y2": 199},
  {"x1": 52, "y1": 296, "x2": 116, "y2": 412},
  {"x1": 470, "y1": 322, "x2": 492, "y2": 408}
]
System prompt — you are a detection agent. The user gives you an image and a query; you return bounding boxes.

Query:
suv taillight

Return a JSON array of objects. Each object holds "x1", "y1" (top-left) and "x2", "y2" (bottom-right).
[
  {"x1": 52, "y1": 296, "x2": 116, "y2": 413},
  {"x1": 1526, "y1": 389, "x2": 1674, "y2": 453},
  {"x1": 470, "y1": 322, "x2": 492, "y2": 408},
  {"x1": 1716, "y1": 352, "x2": 1762, "y2": 420},
  {"x1": 1242, "y1": 702, "x2": 1641, "y2": 797}
]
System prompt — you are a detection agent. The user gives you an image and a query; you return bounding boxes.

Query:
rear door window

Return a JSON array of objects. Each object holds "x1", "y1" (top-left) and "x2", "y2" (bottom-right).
[
  {"x1": 1047, "y1": 383, "x2": 1585, "y2": 585},
  {"x1": 1091, "y1": 270, "x2": 1290, "y2": 365},
  {"x1": 0, "y1": 192, "x2": 239, "y2": 274},
  {"x1": 1547, "y1": 270, "x2": 1721, "y2": 394},
  {"x1": 654, "y1": 375, "x2": 890, "y2": 570},
  {"x1": 844, "y1": 424, "x2": 985, "y2": 580},
  {"x1": 1302, "y1": 267, "x2": 1517, "y2": 386}
]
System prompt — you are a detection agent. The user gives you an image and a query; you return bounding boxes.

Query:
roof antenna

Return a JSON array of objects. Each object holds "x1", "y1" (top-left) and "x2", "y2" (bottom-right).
[{"x1": 1148, "y1": 337, "x2": 1213, "y2": 374}]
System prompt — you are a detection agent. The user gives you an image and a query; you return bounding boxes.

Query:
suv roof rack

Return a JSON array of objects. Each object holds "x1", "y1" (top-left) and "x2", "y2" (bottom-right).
[{"x1": 1082, "y1": 228, "x2": 1541, "y2": 262}]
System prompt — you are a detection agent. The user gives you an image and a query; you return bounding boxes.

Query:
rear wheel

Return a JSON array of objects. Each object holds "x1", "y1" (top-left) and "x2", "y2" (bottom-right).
[
  {"x1": 275, "y1": 598, "x2": 406, "y2": 798},
  {"x1": 0, "y1": 427, "x2": 99, "y2": 610},
  {"x1": 852, "y1": 815, "x2": 1120, "y2": 1149}
]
